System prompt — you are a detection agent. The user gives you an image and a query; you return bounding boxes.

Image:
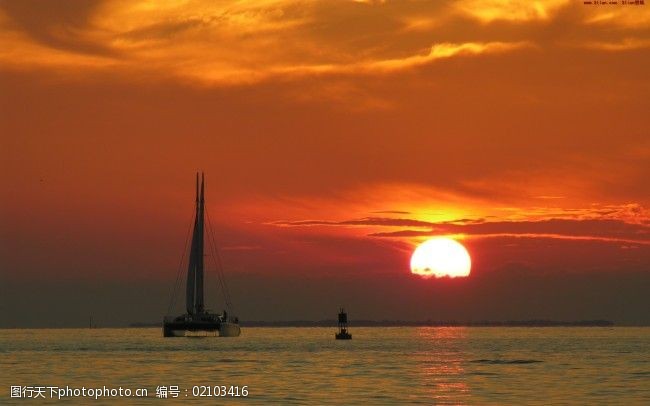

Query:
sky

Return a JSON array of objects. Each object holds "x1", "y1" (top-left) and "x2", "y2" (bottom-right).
[{"x1": 1, "y1": 0, "x2": 649, "y2": 327}]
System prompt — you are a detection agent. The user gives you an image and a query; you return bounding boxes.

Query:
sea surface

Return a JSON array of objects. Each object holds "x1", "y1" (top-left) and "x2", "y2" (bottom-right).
[{"x1": 1, "y1": 327, "x2": 649, "y2": 404}]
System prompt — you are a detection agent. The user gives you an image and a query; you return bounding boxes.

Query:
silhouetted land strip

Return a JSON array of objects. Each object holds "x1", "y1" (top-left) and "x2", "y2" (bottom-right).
[{"x1": 129, "y1": 319, "x2": 614, "y2": 328}]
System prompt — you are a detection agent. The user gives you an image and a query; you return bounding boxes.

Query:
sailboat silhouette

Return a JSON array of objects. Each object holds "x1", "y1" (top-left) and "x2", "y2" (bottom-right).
[{"x1": 163, "y1": 173, "x2": 241, "y2": 337}]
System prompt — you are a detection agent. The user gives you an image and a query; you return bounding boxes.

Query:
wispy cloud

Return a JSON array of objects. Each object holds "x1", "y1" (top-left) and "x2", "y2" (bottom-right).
[
  {"x1": 581, "y1": 38, "x2": 650, "y2": 52},
  {"x1": 361, "y1": 41, "x2": 532, "y2": 72},
  {"x1": 271, "y1": 206, "x2": 650, "y2": 246},
  {"x1": 264, "y1": 41, "x2": 531, "y2": 79},
  {"x1": 369, "y1": 218, "x2": 649, "y2": 244},
  {"x1": 583, "y1": 7, "x2": 650, "y2": 27},
  {"x1": 455, "y1": 0, "x2": 570, "y2": 23},
  {"x1": 0, "y1": 29, "x2": 117, "y2": 69}
]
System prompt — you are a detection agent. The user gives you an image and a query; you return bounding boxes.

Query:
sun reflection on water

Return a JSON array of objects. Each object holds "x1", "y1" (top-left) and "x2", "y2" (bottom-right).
[{"x1": 414, "y1": 327, "x2": 471, "y2": 404}]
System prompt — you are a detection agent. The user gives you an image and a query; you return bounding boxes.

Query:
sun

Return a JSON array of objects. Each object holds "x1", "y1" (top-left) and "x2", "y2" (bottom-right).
[{"x1": 410, "y1": 238, "x2": 471, "y2": 278}]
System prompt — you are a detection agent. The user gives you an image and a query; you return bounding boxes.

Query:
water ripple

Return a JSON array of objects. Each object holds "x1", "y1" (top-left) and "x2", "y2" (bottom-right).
[{"x1": 470, "y1": 359, "x2": 543, "y2": 364}]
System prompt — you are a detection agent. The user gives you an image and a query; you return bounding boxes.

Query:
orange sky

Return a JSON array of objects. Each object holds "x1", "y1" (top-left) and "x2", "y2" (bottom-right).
[{"x1": 1, "y1": 0, "x2": 649, "y2": 326}]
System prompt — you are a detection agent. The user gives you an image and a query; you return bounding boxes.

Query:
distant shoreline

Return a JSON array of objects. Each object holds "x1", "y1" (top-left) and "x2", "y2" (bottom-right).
[
  {"x1": 2, "y1": 320, "x2": 632, "y2": 329},
  {"x1": 128, "y1": 319, "x2": 616, "y2": 328}
]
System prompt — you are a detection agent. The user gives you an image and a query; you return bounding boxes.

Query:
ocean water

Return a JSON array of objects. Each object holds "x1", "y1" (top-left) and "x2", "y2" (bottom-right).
[{"x1": 1, "y1": 327, "x2": 649, "y2": 404}]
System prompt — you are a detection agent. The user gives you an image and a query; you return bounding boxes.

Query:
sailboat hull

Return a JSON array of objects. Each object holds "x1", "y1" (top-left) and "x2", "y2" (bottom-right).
[
  {"x1": 163, "y1": 318, "x2": 240, "y2": 337},
  {"x1": 163, "y1": 320, "x2": 219, "y2": 337},
  {"x1": 219, "y1": 322, "x2": 241, "y2": 337}
]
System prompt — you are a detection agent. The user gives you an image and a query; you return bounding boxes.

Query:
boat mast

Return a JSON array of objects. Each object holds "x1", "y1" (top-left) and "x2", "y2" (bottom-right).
[
  {"x1": 196, "y1": 173, "x2": 205, "y2": 313},
  {"x1": 185, "y1": 172, "x2": 206, "y2": 315}
]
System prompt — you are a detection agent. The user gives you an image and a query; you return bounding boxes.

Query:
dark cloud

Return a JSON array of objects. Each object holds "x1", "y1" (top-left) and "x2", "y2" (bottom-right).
[
  {"x1": 0, "y1": 0, "x2": 115, "y2": 55},
  {"x1": 274, "y1": 217, "x2": 434, "y2": 228},
  {"x1": 276, "y1": 216, "x2": 649, "y2": 244}
]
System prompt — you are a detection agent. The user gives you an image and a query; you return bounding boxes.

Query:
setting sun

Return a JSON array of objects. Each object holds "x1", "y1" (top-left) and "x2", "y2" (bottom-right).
[{"x1": 410, "y1": 238, "x2": 472, "y2": 278}]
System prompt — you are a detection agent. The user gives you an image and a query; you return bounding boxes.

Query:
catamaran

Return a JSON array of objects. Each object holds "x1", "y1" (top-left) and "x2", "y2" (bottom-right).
[{"x1": 163, "y1": 173, "x2": 241, "y2": 337}]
